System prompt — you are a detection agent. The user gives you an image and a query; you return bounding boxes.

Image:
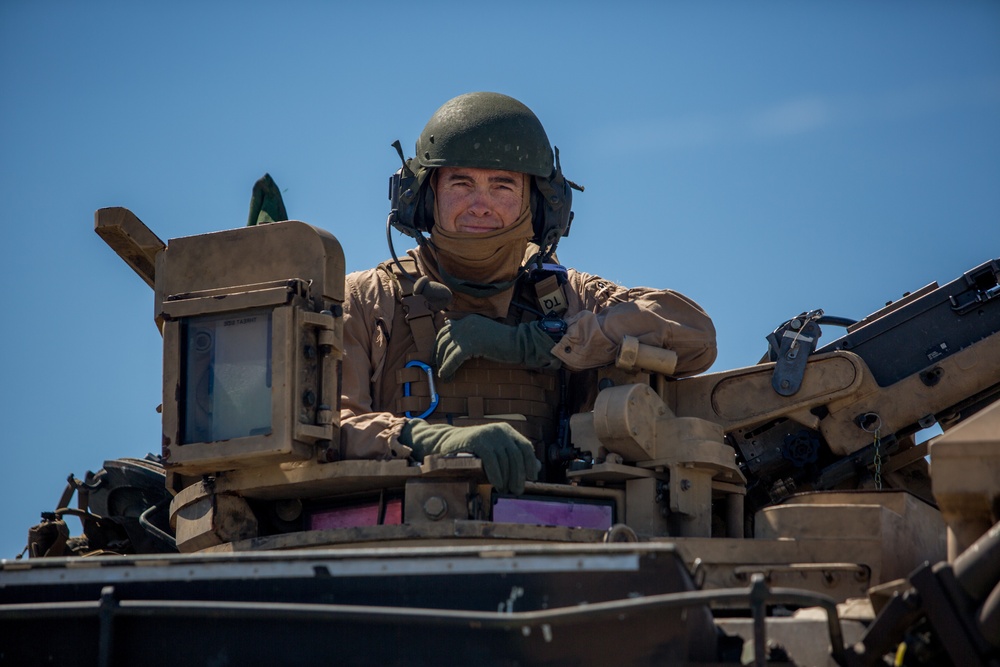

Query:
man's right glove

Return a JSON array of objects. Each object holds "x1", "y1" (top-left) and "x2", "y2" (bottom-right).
[
  {"x1": 434, "y1": 314, "x2": 561, "y2": 381},
  {"x1": 400, "y1": 419, "x2": 540, "y2": 495}
]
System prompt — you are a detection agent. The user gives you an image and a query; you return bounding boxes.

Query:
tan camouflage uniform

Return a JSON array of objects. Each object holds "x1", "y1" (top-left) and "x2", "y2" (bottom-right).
[{"x1": 338, "y1": 246, "x2": 717, "y2": 460}]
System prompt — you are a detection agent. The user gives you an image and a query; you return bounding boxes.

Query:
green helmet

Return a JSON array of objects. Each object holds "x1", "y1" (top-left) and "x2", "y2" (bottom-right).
[
  {"x1": 389, "y1": 92, "x2": 579, "y2": 259},
  {"x1": 415, "y1": 92, "x2": 554, "y2": 176}
]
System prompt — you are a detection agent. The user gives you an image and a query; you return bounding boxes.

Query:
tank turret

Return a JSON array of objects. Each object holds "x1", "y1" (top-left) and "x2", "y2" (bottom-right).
[{"x1": 4, "y1": 201, "x2": 1000, "y2": 667}]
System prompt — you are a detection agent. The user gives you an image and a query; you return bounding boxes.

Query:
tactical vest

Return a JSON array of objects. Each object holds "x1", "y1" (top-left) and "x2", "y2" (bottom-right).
[{"x1": 375, "y1": 257, "x2": 563, "y2": 447}]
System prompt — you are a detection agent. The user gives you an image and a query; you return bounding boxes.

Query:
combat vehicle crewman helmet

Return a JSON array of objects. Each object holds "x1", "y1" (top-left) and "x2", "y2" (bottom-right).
[{"x1": 389, "y1": 92, "x2": 579, "y2": 260}]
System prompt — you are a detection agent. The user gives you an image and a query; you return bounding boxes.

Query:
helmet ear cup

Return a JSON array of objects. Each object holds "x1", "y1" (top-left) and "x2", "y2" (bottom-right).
[
  {"x1": 529, "y1": 185, "x2": 542, "y2": 240},
  {"x1": 389, "y1": 162, "x2": 435, "y2": 238},
  {"x1": 417, "y1": 181, "x2": 435, "y2": 233},
  {"x1": 532, "y1": 169, "x2": 574, "y2": 255}
]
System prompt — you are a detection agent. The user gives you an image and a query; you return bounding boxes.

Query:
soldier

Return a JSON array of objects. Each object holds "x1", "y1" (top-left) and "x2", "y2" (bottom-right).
[{"x1": 340, "y1": 92, "x2": 716, "y2": 494}]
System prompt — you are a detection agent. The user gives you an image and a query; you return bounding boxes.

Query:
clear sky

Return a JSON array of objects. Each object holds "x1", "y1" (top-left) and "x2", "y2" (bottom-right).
[{"x1": 2, "y1": 1, "x2": 998, "y2": 558}]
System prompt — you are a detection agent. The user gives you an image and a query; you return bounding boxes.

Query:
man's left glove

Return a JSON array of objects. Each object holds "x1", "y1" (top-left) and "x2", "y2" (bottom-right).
[
  {"x1": 435, "y1": 314, "x2": 561, "y2": 381},
  {"x1": 400, "y1": 419, "x2": 540, "y2": 495}
]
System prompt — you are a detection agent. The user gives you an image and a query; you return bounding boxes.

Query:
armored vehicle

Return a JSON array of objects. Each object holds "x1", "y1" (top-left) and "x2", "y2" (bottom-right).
[{"x1": 2, "y1": 202, "x2": 999, "y2": 667}]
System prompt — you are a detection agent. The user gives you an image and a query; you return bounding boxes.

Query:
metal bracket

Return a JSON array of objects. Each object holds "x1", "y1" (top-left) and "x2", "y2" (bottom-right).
[{"x1": 769, "y1": 311, "x2": 823, "y2": 396}]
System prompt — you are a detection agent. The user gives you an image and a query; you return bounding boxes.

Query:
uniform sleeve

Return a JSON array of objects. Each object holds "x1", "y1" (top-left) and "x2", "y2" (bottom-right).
[
  {"x1": 551, "y1": 270, "x2": 717, "y2": 376},
  {"x1": 339, "y1": 269, "x2": 414, "y2": 460}
]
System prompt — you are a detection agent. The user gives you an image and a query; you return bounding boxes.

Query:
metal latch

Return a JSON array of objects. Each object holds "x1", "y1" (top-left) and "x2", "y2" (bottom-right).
[{"x1": 768, "y1": 310, "x2": 823, "y2": 396}]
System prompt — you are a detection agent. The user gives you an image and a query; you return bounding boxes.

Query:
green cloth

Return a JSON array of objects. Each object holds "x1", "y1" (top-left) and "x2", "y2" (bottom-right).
[
  {"x1": 400, "y1": 419, "x2": 540, "y2": 495},
  {"x1": 434, "y1": 314, "x2": 560, "y2": 381},
  {"x1": 247, "y1": 173, "x2": 288, "y2": 226}
]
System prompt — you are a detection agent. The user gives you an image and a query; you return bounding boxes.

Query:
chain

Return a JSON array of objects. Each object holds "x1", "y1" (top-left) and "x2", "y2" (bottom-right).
[
  {"x1": 873, "y1": 427, "x2": 883, "y2": 490},
  {"x1": 860, "y1": 412, "x2": 885, "y2": 491}
]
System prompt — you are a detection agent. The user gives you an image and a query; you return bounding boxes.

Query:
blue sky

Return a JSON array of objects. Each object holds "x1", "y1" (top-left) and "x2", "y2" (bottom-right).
[{"x1": 2, "y1": 1, "x2": 998, "y2": 557}]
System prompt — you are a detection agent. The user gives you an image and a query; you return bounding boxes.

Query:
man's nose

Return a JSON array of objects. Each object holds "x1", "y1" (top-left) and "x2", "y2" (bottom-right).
[{"x1": 466, "y1": 188, "x2": 493, "y2": 216}]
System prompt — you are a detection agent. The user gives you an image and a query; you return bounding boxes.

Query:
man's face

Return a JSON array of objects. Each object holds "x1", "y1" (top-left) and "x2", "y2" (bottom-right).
[{"x1": 433, "y1": 167, "x2": 525, "y2": 234}]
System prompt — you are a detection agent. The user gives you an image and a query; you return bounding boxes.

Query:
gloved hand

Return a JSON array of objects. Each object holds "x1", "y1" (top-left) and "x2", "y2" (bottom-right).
[
  {"x1": 434, "y1": 314, "x2": 560, "y2": 381},
  {"x1": 400, "y1": 419, "x2": 541, "y2": 495}
]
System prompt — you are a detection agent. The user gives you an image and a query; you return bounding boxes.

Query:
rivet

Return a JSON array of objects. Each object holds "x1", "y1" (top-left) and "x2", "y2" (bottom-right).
[{"x1": 423, "y1": 496, "x2": 448, "y2": 521}]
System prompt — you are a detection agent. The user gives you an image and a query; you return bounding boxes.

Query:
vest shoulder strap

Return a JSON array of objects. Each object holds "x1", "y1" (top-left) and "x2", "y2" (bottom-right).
[
  {"x1": 377, "y1": 256, "x2": 418, "y2": 294},
  {"x1": 377, "y1": 257, "x2": 437, "y2": 360}
]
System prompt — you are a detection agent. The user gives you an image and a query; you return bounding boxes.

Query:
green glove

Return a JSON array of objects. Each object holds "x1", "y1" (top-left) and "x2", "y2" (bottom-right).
[
  {"x1": 435, "y1": 314, "x2": 560, "y2": 381},
  {"x1": 400, "y1": 419, "x2": 541, "y2": 495},
  {"x1": 247, "y1": 173, "x2": 288, "y2": 226}
]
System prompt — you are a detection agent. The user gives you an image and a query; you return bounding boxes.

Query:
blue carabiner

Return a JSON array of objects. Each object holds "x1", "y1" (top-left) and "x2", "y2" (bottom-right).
[{"x1": 403, "y1": 360, "x2": 440, "y2": 419}]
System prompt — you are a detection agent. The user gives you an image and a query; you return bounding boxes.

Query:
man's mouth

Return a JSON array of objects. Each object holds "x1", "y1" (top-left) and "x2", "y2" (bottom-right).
[{"x1": 457, "y1": 222, "x2": 501, "y2": 233}]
